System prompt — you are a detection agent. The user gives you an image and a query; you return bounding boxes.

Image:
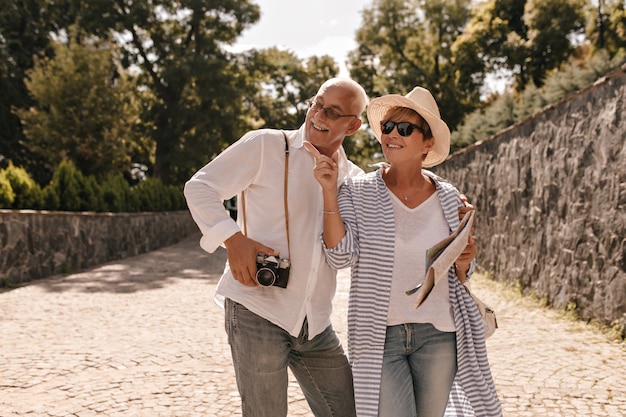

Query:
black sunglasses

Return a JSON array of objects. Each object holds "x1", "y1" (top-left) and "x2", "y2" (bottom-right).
[{"x1": 381, "y1": 121, "x2": 424, "y2": 137}]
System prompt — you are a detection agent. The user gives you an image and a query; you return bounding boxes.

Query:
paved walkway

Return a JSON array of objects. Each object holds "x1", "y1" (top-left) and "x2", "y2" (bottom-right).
[{"x1": 1, "y1": 234, "x2": 625, "y2": 417}]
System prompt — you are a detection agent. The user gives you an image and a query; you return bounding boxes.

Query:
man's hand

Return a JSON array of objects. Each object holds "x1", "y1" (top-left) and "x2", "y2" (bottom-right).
[{"x1": 224, "y1": 232, "x2": 279, "y2": 286}]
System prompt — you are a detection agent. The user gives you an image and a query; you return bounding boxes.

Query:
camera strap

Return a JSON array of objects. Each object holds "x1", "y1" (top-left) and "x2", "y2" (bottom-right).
[{"x1": 240, "y1": 130, "x2": 290, "y2": 257}]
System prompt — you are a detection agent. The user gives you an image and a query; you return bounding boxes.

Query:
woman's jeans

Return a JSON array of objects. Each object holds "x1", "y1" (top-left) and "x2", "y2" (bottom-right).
[
  {"x1": 225, "y1": 298, "x2": 356, "y2": 417},
  {"x1": 378, "y1": 322, "x2": 457, "y2": 417}
]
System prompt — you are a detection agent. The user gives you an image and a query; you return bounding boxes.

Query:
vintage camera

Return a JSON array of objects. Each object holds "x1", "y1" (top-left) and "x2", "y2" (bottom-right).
[{"x1": 256, "y1": 253, "x2": 290, "y2": 288}]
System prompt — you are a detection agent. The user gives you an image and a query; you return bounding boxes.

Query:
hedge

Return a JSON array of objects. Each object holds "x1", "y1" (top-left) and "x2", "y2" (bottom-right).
[{"x1": 0, "y1": 160, "x2": 186, "y2": 212}]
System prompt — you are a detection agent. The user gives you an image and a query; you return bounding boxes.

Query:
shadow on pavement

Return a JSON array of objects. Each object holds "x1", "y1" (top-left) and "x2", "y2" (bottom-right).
[{"x1": 14, "y1": 234, "x2": 227, "y2": 294}]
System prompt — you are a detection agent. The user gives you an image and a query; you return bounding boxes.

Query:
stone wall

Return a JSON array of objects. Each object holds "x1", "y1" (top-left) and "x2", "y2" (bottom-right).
[
  {"x1": 433, "y1": 64, "x2": 626, "y2": 331},
  {"x1": 0, "y1": 210, "x2": 199, "y2": 286}
]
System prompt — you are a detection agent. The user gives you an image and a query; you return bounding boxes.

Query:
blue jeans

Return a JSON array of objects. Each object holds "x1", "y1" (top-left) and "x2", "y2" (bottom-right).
[
  {"x1": 378, "y1": 323, "x2": 457, "y2": 417},
  {"x1": 225, "y1": 299, "x2": 356, "y2": 417}
]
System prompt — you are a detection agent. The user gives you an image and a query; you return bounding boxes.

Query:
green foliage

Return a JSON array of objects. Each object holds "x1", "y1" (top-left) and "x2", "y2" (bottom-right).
[
  {"x1": 2, "y1": 162, "x2": 44, "y2": 209},
  {"x1": 2, "y1": 159, "x2": 184, "y2": 212},
  {"x1": 80, "y1": 175, "x2": 103, "y2": 212},
  {"x1": 450, "y1": 93, "x2": 516, "y2": 151},
  {"x1": 584, "y1": 0, "x2": 626, "y2": 56},
  {"x1": 349, "y1": 0, "x2": 476, "y2": 131},
  {"x1": 101, "y1": 174, "x2": 138, "y2": 213},
  {"x1": 15, "y1": 33, "x2": 140, "y2": 182},
  {"x1": 42, "y1": 184, "x2": 60, "y2": 211},
  {"x1": 608, "y1": 319, "x2": 626, "y2": 341},
  {"x1": 0, "y1": 170, "x2": 16, "y2": 208},
  {"x1": 542, "y1": 49, "x2": 625, "y2": 103},
  {"x1": 49, "y1": 161, "x2": 84, "y2": 211},
  {"x1": 239, "y1": 48, "x2": 306, "y2": 129},
  {"x1": 66, "y1": 0, "x2": 262, "y2": 185},
  {"x1": 450, "y1": 50, "x2": 625, "y2": 149},
  {"x1": 0, "y1": 0, "x2": 55, "y2": 174},
  {"x1": 133, "y1": 178, "x2": 185, "y2": 212},
  {"x1": 237, "y1": 47, "x2": 340, "y2": 133},
  {"x1": 451, "y1": 0, "x2": 587, "y2": 91},
  {"x1": 167, "y1": 185, "x2": 186, "y2": 212},
  {"x1": 523, "y1": 0, "x2": 587, "y2": 87}
]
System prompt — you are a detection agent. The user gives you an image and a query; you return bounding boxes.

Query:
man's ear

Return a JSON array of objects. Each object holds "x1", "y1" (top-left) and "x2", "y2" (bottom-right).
[{"x1": 345, "y1": 118, "x2": 362, "y2": 136}]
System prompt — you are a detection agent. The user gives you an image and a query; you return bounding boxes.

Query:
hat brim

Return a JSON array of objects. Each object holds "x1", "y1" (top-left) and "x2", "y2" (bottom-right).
[{"x1": 367, "y1": 95, "x2": 450, "y2": 168}]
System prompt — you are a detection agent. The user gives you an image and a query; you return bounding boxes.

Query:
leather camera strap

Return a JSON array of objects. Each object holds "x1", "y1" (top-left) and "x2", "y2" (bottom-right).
[{"x1": 240, "y1": 131, "x2": 290, "y2": 258}]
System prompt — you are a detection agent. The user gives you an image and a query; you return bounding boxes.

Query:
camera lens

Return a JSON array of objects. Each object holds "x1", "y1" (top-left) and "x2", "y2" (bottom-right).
[{"x1": 256, "y1": 268, "x2": 277, "y2": 286}]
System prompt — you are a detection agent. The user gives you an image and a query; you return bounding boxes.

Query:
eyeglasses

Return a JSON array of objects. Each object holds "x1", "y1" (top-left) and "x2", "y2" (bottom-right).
[
  {"x1": 381, "y1": 121, "x2": 424, "y2": 137},
  {"x1": 308, "y1": 99, "x2": 358, "y2": 121}
]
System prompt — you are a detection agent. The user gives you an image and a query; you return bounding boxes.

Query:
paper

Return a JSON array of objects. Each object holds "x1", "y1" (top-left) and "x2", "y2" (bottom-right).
[{"x1": 407, "y1": 209, "x2": 475, "y2": 308}]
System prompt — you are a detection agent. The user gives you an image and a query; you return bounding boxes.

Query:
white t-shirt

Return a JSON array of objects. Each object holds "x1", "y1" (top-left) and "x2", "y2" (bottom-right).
[{"x1": 386, "y1": 191, "x2": 456, "y2": 332}]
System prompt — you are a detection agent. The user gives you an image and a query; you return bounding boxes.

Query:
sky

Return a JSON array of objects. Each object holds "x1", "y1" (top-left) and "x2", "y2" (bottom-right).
[{"x1": 232, "y1": 0, "x2": 374, "y2": 76}]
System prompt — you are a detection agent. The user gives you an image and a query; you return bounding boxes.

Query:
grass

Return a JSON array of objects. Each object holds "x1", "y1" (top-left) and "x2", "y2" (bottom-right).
[{"x1": 471, "y1": 271, "x2": 626, "y2": 344}]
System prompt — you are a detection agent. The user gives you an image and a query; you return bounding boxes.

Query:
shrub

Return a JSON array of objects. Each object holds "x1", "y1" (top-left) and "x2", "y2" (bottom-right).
[
  {"x1": 1, "y1": 159, "x2": 185, "y2": 213},
  {"x1": 3, "y1": 162, "x2": 44, "y2": 209},
  {"x1": 42, "y1": 184, "x2": 60, "y2": 210},
  {"x1": 49, "y1": 161, "x2": 83, "y2": 211},
  {"x1": 167, "y1": 184, "x2": 186, "y2": 211},
  {"x1": 0, "y1": 171, "x2": 15, "y2": 208},
  {"x1": 134, "y1": 178, "x2": 173, "y2": 212},
  {"x1": 47, "y1": 160, "x2": 103, "y2": 212},
  {"x1": 130, "y1": 179, "x2": 185, "y2": 212},
  {"x1": 101, "y1": 173, "x2": 139, "y2": 212},
  {"x1": 80, "y1": 175, "x2": 103, "y2": 212}
]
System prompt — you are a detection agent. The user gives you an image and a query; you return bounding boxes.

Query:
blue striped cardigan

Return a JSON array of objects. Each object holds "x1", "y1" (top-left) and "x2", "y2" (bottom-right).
[{"x1": 325, "y1": 168, "x2": 502, "y2": 417}]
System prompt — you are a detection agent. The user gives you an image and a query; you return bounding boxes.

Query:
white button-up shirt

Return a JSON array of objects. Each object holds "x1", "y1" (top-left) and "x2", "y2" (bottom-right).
[{"x1": 184, "y1": 125, "x2": 363, "y2": 338}]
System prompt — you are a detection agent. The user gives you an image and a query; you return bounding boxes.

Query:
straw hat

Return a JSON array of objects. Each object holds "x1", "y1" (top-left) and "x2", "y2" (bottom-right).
[{"x1": 367, "y1": 86, "x2": 451, "y2": 168}]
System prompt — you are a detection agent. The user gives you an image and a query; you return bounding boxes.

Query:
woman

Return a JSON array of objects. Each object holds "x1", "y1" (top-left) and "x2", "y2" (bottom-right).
[{"x1": 305, "y1": 86, "x2": 502, "y2": 417}]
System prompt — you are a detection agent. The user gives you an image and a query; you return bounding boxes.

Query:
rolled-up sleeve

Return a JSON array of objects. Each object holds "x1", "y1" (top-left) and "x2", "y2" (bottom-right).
[
  {"x1": 185, "y1": 184, "x2": 240, "y2": 253},
  {"x1": 183, "y1": 131, "x2": 264, "y2": 253}
]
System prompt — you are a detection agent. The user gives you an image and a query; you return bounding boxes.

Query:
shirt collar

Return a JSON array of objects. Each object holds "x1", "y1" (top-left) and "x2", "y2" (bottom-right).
[{"x1": 292, "y1": 124, "x2": 306, "y2": 148}]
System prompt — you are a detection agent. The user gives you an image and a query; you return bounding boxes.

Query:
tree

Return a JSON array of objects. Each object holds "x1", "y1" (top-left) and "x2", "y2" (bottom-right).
[
  {"x1": 236, "y1": 47, "x2": 341, "y2": 130},
  {"x1": 348, "y1": 0, "x2": 475, "y2": 133},
  {"x1": 55, "y1": 0, "x2": 261, "y2": 185},
  {"x1": 450, "y1": 48, "x2": 622, "y2": 149},
  {"x1": 15, "y1": 35, "x2": 143, "y2": 181},
  {"x1": 0, "y1": 0, "x2": 55, "y2": 182},
  {"x1": 451, "y1": 0, "x2": 527, "y2": 97},
  {"x1": 585, "y1": 0, "x2": 626, "y2": 56},
  {"x1": 452, "y1": 0, "x2": 587, "y2": 92},
  {"x1": 523, "y1": 0, "x2": 587, "y2": 87}
]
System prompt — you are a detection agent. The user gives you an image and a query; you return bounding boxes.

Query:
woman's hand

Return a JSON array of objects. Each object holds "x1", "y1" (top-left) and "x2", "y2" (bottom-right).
[
  {"x1": 454, "y1": 235, "x2": 477, "y2": 283},
  {"x1": 303, "y1": 141, "x2": 339, "y2": 192},
  {"x1": 458, "y1": 194, "x2": 475, "y2": 224},
  {"x1": 303, "y1": 141, "x2": 346, "y2": 248}
]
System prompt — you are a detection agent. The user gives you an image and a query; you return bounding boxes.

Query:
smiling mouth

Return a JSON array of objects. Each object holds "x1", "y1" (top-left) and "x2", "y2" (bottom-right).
[
  {"x1": 312, "y1": 120, "x2": 328, "y2": 132},
  {"x1": 386, "y1": 143, "x2": 403, "y2": 149}
]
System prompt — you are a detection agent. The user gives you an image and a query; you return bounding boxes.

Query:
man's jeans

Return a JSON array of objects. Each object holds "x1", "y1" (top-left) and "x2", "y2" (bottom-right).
[
  {"x1": 378, "y1": 322, "x2": 457, "y2": 417},
  {"x1": 225, "y1": 299, "x2": 356, "y2": 417}
]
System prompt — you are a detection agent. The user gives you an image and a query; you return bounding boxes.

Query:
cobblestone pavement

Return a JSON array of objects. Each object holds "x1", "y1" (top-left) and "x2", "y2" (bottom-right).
[{"x1": 1, "y1": 234, "x2": 625, "y2": 417}]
